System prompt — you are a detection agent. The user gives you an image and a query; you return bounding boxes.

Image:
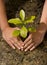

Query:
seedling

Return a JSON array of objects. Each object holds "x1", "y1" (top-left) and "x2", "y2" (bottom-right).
[{"x1": 8, "y1": 9, "x2": 36, "y2": 39}]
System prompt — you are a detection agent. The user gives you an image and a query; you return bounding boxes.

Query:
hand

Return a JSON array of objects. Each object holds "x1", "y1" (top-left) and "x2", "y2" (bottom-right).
[
  {"x1": 2, "y1": 26, "x2": 24, "y2": 50},
  {"x1": 24, "y1": 23, "x2": 46, "y2": 52}
]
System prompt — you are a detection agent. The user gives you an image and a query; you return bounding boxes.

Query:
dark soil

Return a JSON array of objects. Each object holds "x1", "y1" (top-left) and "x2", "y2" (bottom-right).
[{"x1": 0, "y1": 0, "x2": 47, "y2": 65}]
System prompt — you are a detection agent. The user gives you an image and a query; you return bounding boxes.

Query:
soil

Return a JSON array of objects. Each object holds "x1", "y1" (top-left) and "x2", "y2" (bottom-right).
[{"x1": 0, "y1": 0, "x2": 47, "y2": 65}]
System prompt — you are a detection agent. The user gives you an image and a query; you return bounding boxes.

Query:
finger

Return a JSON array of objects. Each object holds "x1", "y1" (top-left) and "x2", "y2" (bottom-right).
[
  {"x1": 13, "y1": 38, "x2": 23, "y2": 49},
  {"x1": 25, "y1": 42, "x2": 34, "y2": 52},
  {"x1": 24, "y1": 39, "x2": 32, "y2": 49},
  {"x1": 10, "y1": 39, "x2": 20, "y2": 50},
  {"x1": 18, "y1": 37, "x2": 24, "y2": 46},
  {"x1": 6, "y1": 40, "x2": 15, "y2": 49},
  {"x1": 24, "y1": 34, "x2": 32, "y2": 44},
  {"x1": 19, "y1": 39, "x2": 24, "y2": 51},
  {"x1": 30, "y1": 42, "x2": 38, "y2": 51},
  {"x1": 30, "y1": 46, "x2": 35, "y2": 51},
  {"x1": 19, "y1": 40, "x2": 24, "y2": 46}
]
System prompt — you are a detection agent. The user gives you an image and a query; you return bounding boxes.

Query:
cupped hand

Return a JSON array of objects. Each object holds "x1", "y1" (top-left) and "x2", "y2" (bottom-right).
[
  {"x1": 24, "y1": 23, "x2": 46, "y2": 51},
  {"x1": 2, "y1": 27, "x2": 24, "y2": 50}
]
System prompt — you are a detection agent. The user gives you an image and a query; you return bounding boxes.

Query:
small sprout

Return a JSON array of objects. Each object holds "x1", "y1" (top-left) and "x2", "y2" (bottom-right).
[
  {"x1": 13, "y1": 30, "x2": 20, "y2": 37},
  {"x1": 8, "y1": 18, "x2": 22, "y2": 25},
  {"x1": 20, "y1": 9, "x2": 25, "y2": 21},
  {"x1": 20, "y1": 26, "x2": 28, "y2": 38},
  {"x1": 8, "y1": 9, "x2": 36, "y2": 38}
]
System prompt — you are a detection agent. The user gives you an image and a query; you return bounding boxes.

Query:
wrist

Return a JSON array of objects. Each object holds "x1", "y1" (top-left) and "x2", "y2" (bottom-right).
[
  {"x1": 1, "y1": 24, "x2": 10, "y2": 32},
  {"x1": 38, "y1": 22, "x2": 47, "y2": 33}
]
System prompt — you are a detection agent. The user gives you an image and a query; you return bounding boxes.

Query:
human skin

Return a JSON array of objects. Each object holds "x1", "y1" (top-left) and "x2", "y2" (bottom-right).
[
  {"x1": 0, "y1": 0, "x2": 24, "y2": 50},
  {"x1": 0, "y1": 0, "x2": 47, "y2": 51},
  {"x1": 24, "y1": 0, "x2": 47, "y2": 51}
]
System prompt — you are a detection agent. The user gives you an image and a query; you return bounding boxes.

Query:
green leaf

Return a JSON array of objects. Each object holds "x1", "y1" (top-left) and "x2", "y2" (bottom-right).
[
  {"x1": 20, "y1": 9, "x2": 25, "y2": 21},
  {"x1": 8, "y1": 18, "x2": 22, "y2": 25},
  {"x1": 13, "y1": 30, "x2": 20, "y2": 37},
  {"x1": 20, "y1": 26, "x2": 28, "y2": 38},
  {"x1": 28, "y1": 27, "x2": 36, "y2": 32},
  {"x1": 24, "y1": 16, "x2": 36, "y2": 24}
]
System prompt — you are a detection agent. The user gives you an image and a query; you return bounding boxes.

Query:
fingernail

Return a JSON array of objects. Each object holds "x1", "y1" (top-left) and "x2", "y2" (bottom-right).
[
  {"x1": 18, "y1": 48, "x2": 21, "y2": 50},
  {"x1": 25, "y1": 49, "x2": 27, "y2": 52},
  {"x1": 21, "y1": 47, "x2": 23, "y2": 49},
  {"x1": 30, "y1": 48, "x2": 33, "y2": 51},
  {"x1": 21, "y1": 48, "x2": 23, "y2": 51},
  {"x1": 22, "y1": 44, "x2": 24, "y2": 46},
  {"x1": 30, "y1": 47, "x2": 35, "y2": 51},
  {"x1": 19, "y1": 48, "x2": 20, "y2": 50},
  {"x1": 13, "y1": 47, "x2": 15, "y2": 49}
]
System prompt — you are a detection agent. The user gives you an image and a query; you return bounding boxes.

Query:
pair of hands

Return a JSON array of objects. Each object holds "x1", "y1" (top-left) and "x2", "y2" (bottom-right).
[{"x1": 2, "y1": 23, "x2": 46, "y2": 51}]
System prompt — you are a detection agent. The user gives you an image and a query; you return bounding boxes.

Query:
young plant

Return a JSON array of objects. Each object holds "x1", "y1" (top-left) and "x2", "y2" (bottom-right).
[{"x1": 8, "y1": 9, "x2": 36, "y2": 38}]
